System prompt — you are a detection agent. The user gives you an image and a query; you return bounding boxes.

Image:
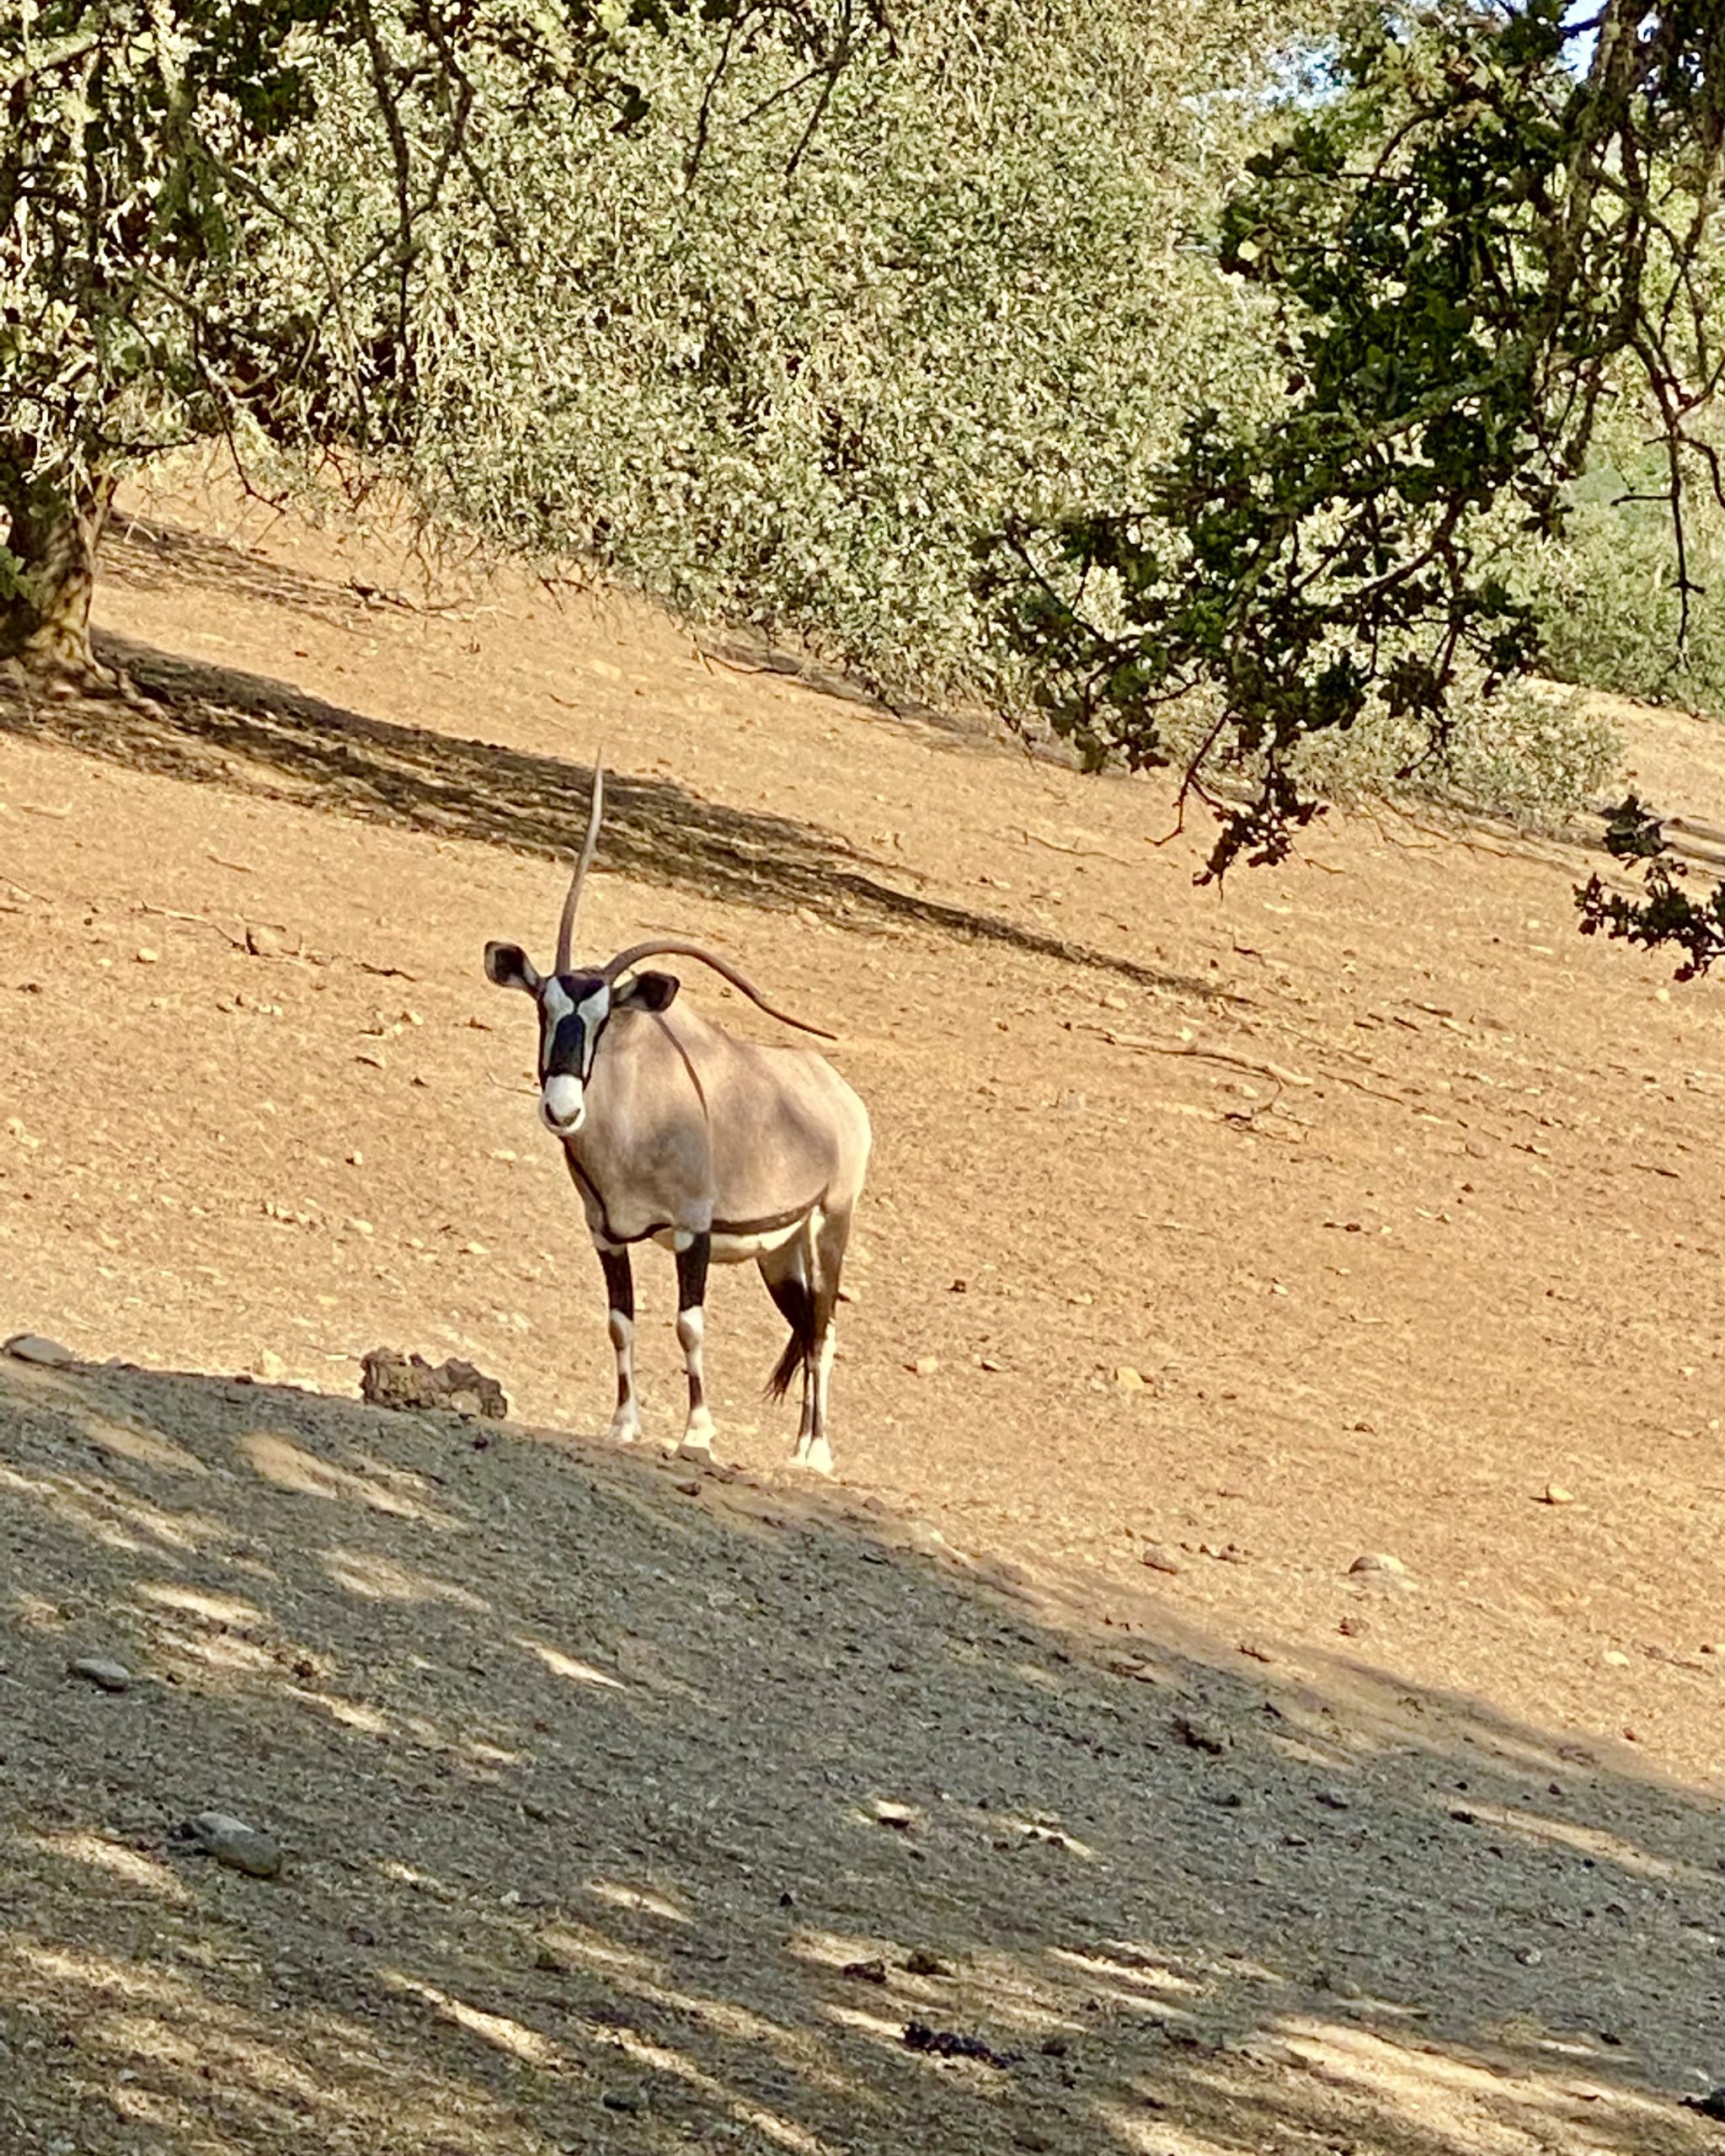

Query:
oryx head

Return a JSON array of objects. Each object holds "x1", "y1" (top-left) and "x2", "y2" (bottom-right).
[{"x1": 483, "y1": 762, "x2": 836, "y2": 1140}]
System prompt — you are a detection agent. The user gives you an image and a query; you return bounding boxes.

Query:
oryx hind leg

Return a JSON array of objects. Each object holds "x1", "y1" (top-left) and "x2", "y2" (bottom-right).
[{"x1": 761, "y1": 1207, "x2": 850, "y2": 1476}]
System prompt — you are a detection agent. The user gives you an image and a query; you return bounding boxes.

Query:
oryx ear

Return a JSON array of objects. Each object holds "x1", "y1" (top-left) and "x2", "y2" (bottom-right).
[
  {"x1": 483, "y1": 941, "x2": 541, "y2": 993},
  {"x1": 614, "y1": 969, "x2": 678, "y2": 1013}
]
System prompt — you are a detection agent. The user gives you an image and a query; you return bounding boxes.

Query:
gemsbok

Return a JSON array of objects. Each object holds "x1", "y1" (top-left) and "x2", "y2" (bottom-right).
[{"x1": 483, "y1": 766, "x2": 870, "y2": 1473}]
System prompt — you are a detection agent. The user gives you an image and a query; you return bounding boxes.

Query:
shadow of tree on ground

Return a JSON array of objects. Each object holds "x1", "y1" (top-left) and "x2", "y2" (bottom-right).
[
  {"x1": 0, "y1": 628, "x2": 1210, "y2": 999},
  {"x1": 1, "y1": 1357, "x2": 1717, "y2": 2156}
]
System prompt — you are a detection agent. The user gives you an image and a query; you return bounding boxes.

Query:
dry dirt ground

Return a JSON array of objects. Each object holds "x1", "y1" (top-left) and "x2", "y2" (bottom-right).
[{"x1": 4, "y1": 471, "x2": 1725, "y2": 2156}]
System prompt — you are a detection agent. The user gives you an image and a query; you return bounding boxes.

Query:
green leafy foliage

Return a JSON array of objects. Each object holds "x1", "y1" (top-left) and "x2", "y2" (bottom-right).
[
  {"x1": 985, "y1": 0, "x2": 1725, "y2": 878},
  {"x1": 1578, "y1": 795, "x2": 1725, "y2": 979},
  {"x1": 322, "y1": 0, "x2": 1329, "y2": 713},
  {"x1": 0, "y1": 0, "x2": 880, "y2": 663}
]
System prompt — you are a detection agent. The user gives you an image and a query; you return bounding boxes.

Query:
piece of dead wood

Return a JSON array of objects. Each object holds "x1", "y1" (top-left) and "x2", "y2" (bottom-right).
[
  {"x1": 1067, "y1": 1019, "x2": 1312, "y2": 1089},
  {"x1": 136, "y1": 902, "x2": 248, "y2": 951},
  {"x1": 1017, "y1": 826, "x2": 1133, "y2": 867}
]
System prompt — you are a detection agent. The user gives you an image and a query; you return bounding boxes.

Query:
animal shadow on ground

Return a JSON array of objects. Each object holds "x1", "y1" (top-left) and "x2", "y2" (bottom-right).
[
  {"x1": 1, "y1": 1357, "x2": 1717, "y2": 2156},
  {"x1": 0, "y1": 611, "x2": 1210, "y2": 1002}
]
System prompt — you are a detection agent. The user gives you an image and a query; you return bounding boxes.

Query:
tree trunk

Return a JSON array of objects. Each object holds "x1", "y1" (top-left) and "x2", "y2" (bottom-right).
[{"x1": 0, "y1": 472, "x2": 121, "y2": 692}]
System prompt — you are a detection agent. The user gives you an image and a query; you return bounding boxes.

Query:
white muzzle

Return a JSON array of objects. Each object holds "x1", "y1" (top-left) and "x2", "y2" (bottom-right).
[{"x1": 542, "y1": 1074, "x2": 585, "y2": 1135}]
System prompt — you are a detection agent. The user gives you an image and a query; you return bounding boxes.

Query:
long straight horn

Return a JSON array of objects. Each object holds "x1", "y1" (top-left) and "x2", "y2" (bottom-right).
[
  {"x1": 554, "y1": 761, "x2": 606, "y2": 974},
  {"x1": 601, "y1": 938, "x2": 836, "y2": 1040}
]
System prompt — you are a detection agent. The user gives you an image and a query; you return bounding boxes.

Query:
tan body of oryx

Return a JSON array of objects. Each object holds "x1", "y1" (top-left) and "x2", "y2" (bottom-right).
[
  {"x1": 483, "y1": 765, "x2": 869, "y2": 1474},
  {"x1": 565, "y1": 1001, "x2": 868, "y2": 1258}
]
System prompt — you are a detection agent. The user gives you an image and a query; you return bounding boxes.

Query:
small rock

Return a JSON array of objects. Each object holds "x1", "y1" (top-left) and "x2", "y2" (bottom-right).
[
  {"x1": 360, "y1": 1348, "x2": 507, "y2": 1420},
  {"x1": 902, "y1": 2020, "x2": 1020, "y2": 2069},
  {"x1": 904, "y1": 1948, "x2": 949, "y2": 1977},
  {"x1": 5, "y1": 1332, "x2": 73, "y2": 1368},
  {"x1": 184, "y1": 1811, "x2": 282, "y2": 1879},
  {"x1": 254, "y1": 1348, "x2": 287, "y2": 1383},
  {"x1": 874, "y1": 1801, "x2": 917, "y2": 1830},
  {"x1": 1603, "y1": 1649, "x2": 1632, "y2": 1668},
  {"x1": 908, "y1": 1355, "x2": 940, "y2": 1378},
  {"x1": 1514, "y1": 1945, "x2": 1542, "y2": 1966},
  {"x1": 1541, "y1": 1484, "x2": 1576, "y2": 1506},
  {"x1": 1113, "y1": 1364, "x2": 1146, "y2": 1390},
  {"x1": 1348, "y1": 1551, "x2": 1407, "y2": 1576},
  {"x1": 67, "y1": 1656, "x2": 131, "y2": 1693},
  {"x1": 1171, "y1": 1714, "x2": 1226, "y2": 1756},
  {"x1": 1314, "y1": 1788, "x2": 1350, "y2": 1811},
  {"x1": 135, "y1": 947, "x2": 160, "y2": 964},
  {"x1": 841, "y1": 1957, "x2": 889, "y2": 1984},
  {"x1": 1338, "y1": 1615, "x2": 1370, "y2": 1637},
  {"x1": 1139, "y1": 1544, "x2": 1182, "y2": 1575},
  {"x1": 601, "y1": 2089, "x2": 646, "y2": 2115},
  {"x1": 245, "y1": 922, "x2": 287, "y2": 957}
]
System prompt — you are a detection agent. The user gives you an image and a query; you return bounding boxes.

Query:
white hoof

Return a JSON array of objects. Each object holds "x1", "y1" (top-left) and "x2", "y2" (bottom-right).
[
  {"x1": 606, "y1": 1416, "x2": 641, "y2": 1447},
  {"x1": 789, "y1": 1437, "x2": 834, "y2": 1476},
  {"x1": 676, "y1": 1409, "x2": 716, "y2": 1461}
]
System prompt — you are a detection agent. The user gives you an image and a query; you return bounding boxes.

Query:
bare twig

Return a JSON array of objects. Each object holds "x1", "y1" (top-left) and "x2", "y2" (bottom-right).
[
  {"x1": 1017, "y1": 827, "x2": 1133, "y2": 866},
  {"x1": 1066, "y1": 1019, "x2": 1312, "y2": 1088}
]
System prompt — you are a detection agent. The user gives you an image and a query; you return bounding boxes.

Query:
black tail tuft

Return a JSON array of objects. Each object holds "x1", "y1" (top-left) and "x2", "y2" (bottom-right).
[{"x1": 765, "y1": 1275, "x2": 817, "y2": 1400}]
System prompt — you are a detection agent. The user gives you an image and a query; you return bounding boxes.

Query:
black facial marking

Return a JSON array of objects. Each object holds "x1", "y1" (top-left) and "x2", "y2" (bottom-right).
[{"x1": 541, "y1": 972, "x2": 611, "y2": 1081}]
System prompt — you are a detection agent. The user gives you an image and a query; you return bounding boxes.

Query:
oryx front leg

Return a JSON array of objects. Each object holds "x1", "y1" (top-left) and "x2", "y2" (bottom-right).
[
  {"x1": 598, "y1": 1246, "x2": 640, "y2": 1445},
  {"x1": 674, "y1": 1232, "x2": 715, "y2": 1460}
]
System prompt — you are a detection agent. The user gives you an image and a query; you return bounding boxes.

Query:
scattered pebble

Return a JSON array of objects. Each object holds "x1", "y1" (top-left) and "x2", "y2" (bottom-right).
[
  {"x1": 135, "y1": 947, "x2": 160, "y2": 964},
  {"x1": 1338, "y1": 1615, "x2": 1370, "y2": 1637},
  {"x1": 1541, "y1": 1484, "x2": 1576, "y2": 1506},
  {"x1": 1603, "y1": 1649, "x2": 1632, "y2": 1668},
  {"x1": 1348, "y1": 1551, "x2": 1407, "y2": 1576},
  {"x1": 1138, "y1": 1544, "x2": 1183, "y2": 1575},
  {"x1": 183, "y1": 1811, "x2": 283, "y2": 1880},
  {"x1": 841, "y1": 1957, "x2": 889, "y2": 1984},
  {"x1": 908, "y1": 1356, "x2": 940, "y2": 1378},
  {"x1": 5, "y1": 1333, "x2": 73, "y2": 1368},
  {"x1": 874, "y1": 1801, "x2": 917, "y2": 1830},
  {"x1": 67, "y1": 1656, "x2": 131, "y2": 1693},
  {"x1": 1113, "y1": 1365, "x2": 1146, "y2": 1391}
]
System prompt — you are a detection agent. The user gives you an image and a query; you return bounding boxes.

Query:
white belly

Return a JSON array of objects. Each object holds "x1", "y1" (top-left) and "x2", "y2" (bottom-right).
[{"x1": 651, "y1": 1217, "x2": 808, "y2": 1263}]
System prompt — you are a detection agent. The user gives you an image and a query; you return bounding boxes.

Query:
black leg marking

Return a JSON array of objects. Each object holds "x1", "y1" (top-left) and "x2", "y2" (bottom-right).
[{"x1": 600, "y1": 1246, "x2": 634, "y2": 1321}]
